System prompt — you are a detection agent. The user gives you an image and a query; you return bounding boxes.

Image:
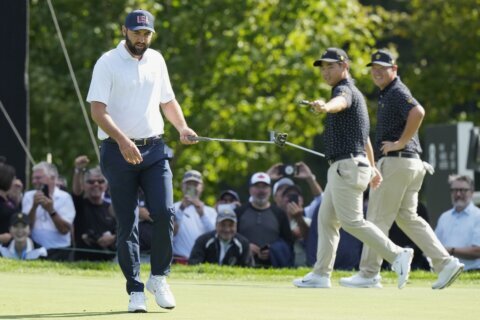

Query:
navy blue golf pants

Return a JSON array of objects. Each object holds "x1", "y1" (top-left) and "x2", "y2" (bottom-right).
[{"x1": 100, "y1": 139, "x2": 175, "y2": 294}]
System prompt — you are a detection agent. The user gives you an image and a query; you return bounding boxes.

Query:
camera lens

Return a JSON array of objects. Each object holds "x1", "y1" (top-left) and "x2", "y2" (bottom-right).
[{"x1": 284, "y1": 165, "x2": 295, "y2": 176}]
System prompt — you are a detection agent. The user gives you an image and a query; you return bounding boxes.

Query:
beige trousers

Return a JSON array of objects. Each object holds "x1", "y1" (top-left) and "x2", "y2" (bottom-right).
[
  {"x1": 359, "y1": 157, "x2": 451, "y2": 277},
  {"x1": 313, "y1": 157, "x2": 402, "y2": 277}
]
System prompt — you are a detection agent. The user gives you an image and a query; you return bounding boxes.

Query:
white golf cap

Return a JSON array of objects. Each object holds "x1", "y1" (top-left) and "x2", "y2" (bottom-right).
[
  {"x1": 250, "y1": 172, "x2": 271, "y2": 186},
  {"x1": 272, "y1": 177, "x2": 294, "y2": 195}
]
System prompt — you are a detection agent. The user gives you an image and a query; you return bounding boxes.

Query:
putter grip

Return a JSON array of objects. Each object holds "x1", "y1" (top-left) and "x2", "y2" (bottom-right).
[{"x1": 187, "y1": 136, "x2": 209, "y2": 142}]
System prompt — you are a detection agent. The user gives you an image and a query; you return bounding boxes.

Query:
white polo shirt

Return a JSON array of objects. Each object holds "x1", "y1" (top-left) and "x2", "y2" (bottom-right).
[
  {"x1": 86, "y1": 40, "x2": 175, "y2": 140},
  {"x1": 22, "y1": 187, "x2": 76, "y2": 249}
]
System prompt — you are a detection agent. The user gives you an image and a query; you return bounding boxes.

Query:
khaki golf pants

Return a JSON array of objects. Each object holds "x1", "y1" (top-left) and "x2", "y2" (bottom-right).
[
  {"x1": 359, "y1": 157, "x2": 451, "y2": 278},
  {"x1": 313, "y1": 157, "x2": 402, "y2": 277}
]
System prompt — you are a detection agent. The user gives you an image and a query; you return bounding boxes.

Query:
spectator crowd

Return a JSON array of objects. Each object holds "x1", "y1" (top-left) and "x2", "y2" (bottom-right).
[{"x1": 1, "y1": 155, "x2": 479, "y2": 273}]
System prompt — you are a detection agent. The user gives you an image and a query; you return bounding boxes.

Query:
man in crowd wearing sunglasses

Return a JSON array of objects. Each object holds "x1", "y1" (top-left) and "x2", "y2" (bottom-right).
[{"x1": 72, "y1": 155, "x2": 116, "y2": 261}]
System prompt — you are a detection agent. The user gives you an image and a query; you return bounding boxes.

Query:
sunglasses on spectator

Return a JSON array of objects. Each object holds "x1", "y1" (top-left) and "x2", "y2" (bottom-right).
[
  {"x1": 450, "y1": 188, "x2": 471, "y2": 194},
  {"x1": 86, "y1": 179, "x2": 106, "y2": 185}
]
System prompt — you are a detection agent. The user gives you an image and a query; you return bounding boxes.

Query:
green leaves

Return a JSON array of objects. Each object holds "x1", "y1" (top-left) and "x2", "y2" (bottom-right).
[{"x1": 28, "y1": 0, "x2": 388, "y2": 200}]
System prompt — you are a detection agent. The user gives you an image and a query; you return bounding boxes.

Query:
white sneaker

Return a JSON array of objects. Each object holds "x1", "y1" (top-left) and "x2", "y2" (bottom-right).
[
  {"x1": 391, "y1": 248, "x2": 414, "y2": 289},
  {"x1": 146, "y1": 275, "x2": 176, "y2": 309},
  {"x1": 432, "y1": 258, "x2": 464, "y2": 290},
  {"x1": 293, "y1": 272, "x2": 331, "y2": 288},
  {"x1": 128, "y1": 292, "x2": 147, "y2": 313},
  {"x1": 339, "y1": 273, "x2": 382, "y2": 288}
]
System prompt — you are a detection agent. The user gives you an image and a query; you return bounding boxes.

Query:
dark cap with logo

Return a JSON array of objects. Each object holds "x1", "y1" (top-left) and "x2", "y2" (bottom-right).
[
  {"x1": 366, "y1": 50, "x2": 395, "y2": 67},
  {"x1": 313, "y1": 48, "x2": 349, "y2": 66},
  {"x1": 125, "y1": 9, "x2": 155, "y2": 33},
  {"x1": 216, "y1": 205, "x2": 237, "y2": 223},
  {"x1": 182, "y1": 170, "x2": 203, "y2": 183},
  {"x1": 10, "y1": 213, "x2": 29, "y2": 227},
  {"x1": 219, "y1": 189, "x2": 240, "y2": 202}
]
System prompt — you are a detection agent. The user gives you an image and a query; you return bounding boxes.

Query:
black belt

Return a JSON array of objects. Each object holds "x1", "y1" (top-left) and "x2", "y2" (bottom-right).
[
  {"x1": 105, "y1": 135, "x2": 163, "y2": 146},
  {"x1": 328, "y1": 152, "x2": 366, "y2": 165},
  {"x1": 384, "y1": 151, "x2": 420, "y2": 159}
]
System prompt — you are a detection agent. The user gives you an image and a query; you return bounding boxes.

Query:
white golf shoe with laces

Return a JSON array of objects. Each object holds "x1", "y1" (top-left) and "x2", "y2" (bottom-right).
[
  {"x1": 391, "y1": 248, "x2": 414, "y2": 289},
  {"x1": 339, "y1": 273, "x2": 383, "y2": 288},
  {"x1": 293, "y1": 272, "x2": 331, "y2": 288},
  {"x1": 432, "y1": 257, "x2": 464, "y2": 290},
  {"x1": 128, "y1": 292, "x2": 147, "y2": 313},
  {"x1": 146, "y1": 275, "x2": 176, "y2": 309}
]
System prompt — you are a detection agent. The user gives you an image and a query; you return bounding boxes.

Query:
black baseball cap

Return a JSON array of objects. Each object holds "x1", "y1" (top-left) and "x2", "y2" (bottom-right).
[
  {"x1": 219, "y1": 189, "x2": 240, "y2": 202},
  {"x1": 313, "y1": 48, "x2": 349, "y2": 66},
  {"x1": 10, "y1": 213, "x2": 29, "y2": 227},
  {"x1": 125, "y1": 9, "x2": 155, "y2": 33},
  {"x1": 281, "y1": 185, "x2": 302, "y2": 197},
  {"x1": 367, "y1": 50, "x2": 396, "y2": 67}
]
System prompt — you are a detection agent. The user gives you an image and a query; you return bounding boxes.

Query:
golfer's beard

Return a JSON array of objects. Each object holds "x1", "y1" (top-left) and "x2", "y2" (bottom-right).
[{"x1": 125, "y1": 35, "x2": 148, "y2": 56}]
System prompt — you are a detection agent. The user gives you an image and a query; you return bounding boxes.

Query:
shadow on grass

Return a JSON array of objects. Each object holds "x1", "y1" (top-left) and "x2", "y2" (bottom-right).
[{"x1": 0, "y1": 311, "x2": 166, "y2": 318}]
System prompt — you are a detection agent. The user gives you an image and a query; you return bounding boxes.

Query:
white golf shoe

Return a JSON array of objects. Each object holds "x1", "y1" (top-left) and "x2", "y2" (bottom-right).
[
  {"x1": 293, "y1": 272, "x2": 331, "y2": 288},
  {"x1": 432, "y1": 258, "x2": 464, "y2": 290},
  {"x1": 128, "y1": 292, "x2": 147, "y2": 313},
  {"x1": 339, "y1": 273, "x2": 383, "y2": 288},
  {"x1": 391, "y1": 248, "x2": 414, "y2": 289},
  {"x1": 146, "y1": 275, "x2": 176, "y2": 309}
]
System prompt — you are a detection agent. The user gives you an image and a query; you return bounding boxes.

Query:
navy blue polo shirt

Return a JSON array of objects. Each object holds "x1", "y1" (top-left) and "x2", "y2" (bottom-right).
[
  {"x1": 375, "y1": 77, "x2": 422, "y2": 159},
  {"x1": 324, "y1": 78, "x2": 370, "y2": 160}
]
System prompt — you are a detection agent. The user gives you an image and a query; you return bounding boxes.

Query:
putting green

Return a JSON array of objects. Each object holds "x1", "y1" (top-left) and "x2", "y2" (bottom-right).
[{"x1": 1, "y1": 271, "x2": 478, "y2": 320}]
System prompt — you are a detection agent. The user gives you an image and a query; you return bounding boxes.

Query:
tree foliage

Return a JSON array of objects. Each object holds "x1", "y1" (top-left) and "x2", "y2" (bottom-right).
[
  {"x1": 398, "y1": 0, "x2": 480, "y2": 124},
  {"x1": 30, "y1": 0, "x2": 480, "y2": 203}
]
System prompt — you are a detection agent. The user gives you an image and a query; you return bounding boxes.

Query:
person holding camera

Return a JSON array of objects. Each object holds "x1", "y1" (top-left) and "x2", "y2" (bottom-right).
[
  {"x1": 278, "y1": 185, "x2": 311, "y2": 267},
  {"x1": 172, "y1": 170, "x2": 217, "y2": 262},
  {"x1": 268, "y1": 161, "x2": 323, "y2": 220},
  {"x1": 235, "y1": 172, "x2": 293, "y2": 268},
  {"x1": 72, "y1": 157, "x2": 116, "y2": 261},
  {"x1": 22, "y1": 161, "x2": 76, "y2": 261}
]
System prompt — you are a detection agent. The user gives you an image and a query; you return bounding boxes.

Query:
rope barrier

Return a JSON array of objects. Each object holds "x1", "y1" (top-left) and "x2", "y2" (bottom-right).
[
  {"x1": 0, "y1": 99, "x2": 36, "y2": 166},
  {"x1": 46, "y1": 0, "x2": 100, "y2": 162}
]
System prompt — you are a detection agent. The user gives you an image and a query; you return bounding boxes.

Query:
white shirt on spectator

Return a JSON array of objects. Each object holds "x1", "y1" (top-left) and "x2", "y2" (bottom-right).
[
  {"x1": 173, "y1": 202, "x2": 217, "y2": 258},
  {"x1": 22, "y1": 187, "x2": 76, "y2": 249}
]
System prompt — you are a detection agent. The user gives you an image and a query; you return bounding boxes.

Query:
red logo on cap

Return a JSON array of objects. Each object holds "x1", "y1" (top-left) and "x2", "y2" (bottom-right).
[{"x1": 137, "y1": 15, "x2": 148, "y2": 24}]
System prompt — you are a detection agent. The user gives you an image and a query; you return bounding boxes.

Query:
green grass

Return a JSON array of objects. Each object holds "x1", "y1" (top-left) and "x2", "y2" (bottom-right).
[{"x1": 1, "y1": 259, "x2": 479, "y2": 320}]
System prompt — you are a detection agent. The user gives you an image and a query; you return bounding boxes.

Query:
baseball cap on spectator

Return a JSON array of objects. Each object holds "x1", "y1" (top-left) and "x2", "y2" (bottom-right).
[
  {"x1": 272, "y1": 177, "x2": 294, "y2": 195},
  {"x1": 313, "y1": 48, "x2": 349, "y2": 66},
  {"x1": 366, "y1": 50, "x2": 395, "y2": 67},
  {"x1": 10, "y1": 212, "x2": 29, "y2": 227},
  {"x1": 250, "y1": 172, "x2": 271, "y2": 186},
  {"x1": 216, "y1": 205, "x2": 237, "y2": 223},
  {"x1": 219, "y1": 189, "x2": 240, "y2": 202},
  {"x1": 125, "y1": 9, "x2": 155, "y2": 33},
  {"x1": 182, "y1": 170, "x2": 203, "y2": 183},
  {"x1": 281, "y1": 185, "x2": 302, "y2": 197}
]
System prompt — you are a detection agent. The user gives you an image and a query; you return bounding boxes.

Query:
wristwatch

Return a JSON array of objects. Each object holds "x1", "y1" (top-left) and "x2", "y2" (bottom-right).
[
  {"x1": 49, "y1": 211, "x2": 57, "y2": 217},
  {"x1": 74, "y1": 167, "x2": 87, "y2": 174}
]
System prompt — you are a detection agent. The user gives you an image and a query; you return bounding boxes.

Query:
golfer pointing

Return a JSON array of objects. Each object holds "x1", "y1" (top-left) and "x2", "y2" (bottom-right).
[
  {"x1": 293, "y1": 48, "x2": 414, "y2": 289},
  {"x1": 87, "y1": 9, "x2": 197, "y2": 312}
]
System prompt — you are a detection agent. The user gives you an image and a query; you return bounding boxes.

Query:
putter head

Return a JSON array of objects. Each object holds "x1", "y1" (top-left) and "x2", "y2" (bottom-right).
[{"x1": 271, "y1": 131, "x2": 287, "y2": 147}]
